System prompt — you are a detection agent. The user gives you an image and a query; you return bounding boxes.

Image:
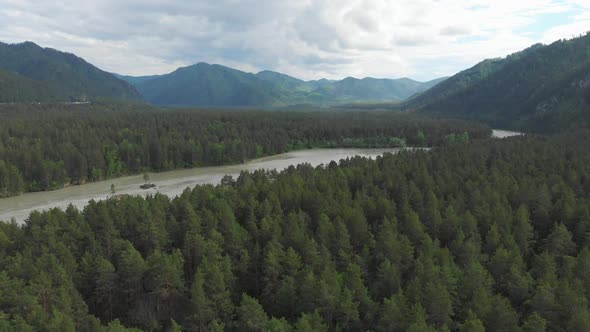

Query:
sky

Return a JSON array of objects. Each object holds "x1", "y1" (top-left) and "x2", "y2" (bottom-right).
[{"x1": 0, "y1": 0, "x2": 589, "y2": 81}]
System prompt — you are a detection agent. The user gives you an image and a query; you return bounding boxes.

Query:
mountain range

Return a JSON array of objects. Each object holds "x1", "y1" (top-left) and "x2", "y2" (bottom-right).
[
  {"x1": 118, "y1": 63, "x2": 446, "y2": 107},
  {"x1": 401, "y1": 33, "x2": 590, "y2": 132},
  {"x1": 1, "y1": 35, "x2": 589, "y2": 132},
  {"x1": 0, "y1": 40, "x2": 445, "y2": 106}
]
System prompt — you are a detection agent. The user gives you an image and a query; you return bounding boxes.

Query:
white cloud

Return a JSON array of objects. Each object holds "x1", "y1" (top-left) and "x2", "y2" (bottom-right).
[
  {"x1": 0, "y1": 0, "x2": 588, "y2": 80},
  {"x1": 542, "y1": 6, "x2": 590, "y2": 43}
]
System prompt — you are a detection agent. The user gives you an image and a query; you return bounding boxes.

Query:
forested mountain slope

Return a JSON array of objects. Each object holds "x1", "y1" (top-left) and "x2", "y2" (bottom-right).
[
  {"x1": 132, "y1": 63, "x2": 283, "y2": 107},
  {"x1": 123, "y1": 64, "x2": 445, "y2": 107},
  {"x1": 405, "y1": 33, "x2": 590, "y2": 132},
  {"x1": 0, "y1": 40, "x2": 445, "y2": 106},
  {"x1": 0, "y1": 41, "x2": 141, "y2": 102},
  {"x1": 304, "y1": 76, "x2": 446, "y2": 104},
  {"x1": 1, "y1": 130, "x2": 590, "y2": 330},
  {"x1": 0, "y1": 69, "x2": 60, "y2": 102}
]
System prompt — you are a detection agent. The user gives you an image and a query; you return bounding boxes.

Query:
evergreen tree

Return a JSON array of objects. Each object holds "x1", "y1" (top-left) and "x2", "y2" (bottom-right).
[
  {"x1": 236, "y1": 294, "x2": 269, "y2": 331},
  {"x1": 294, "y1": 311, "x2": 328, "y2": 332}
]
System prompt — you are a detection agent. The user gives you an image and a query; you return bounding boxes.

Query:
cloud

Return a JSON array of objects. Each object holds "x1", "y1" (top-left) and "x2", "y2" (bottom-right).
[
  {"x1": 0, "y1": 0, "x2": 588, "y2": 80},
  {"x1": 440, "y1": 26, "x2": 472, "y2": 37}
]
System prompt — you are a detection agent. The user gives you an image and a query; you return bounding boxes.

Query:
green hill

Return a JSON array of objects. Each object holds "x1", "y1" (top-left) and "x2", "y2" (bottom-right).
[
  {"x1": 313, "y1": 76, "x2": 446, "y2": 102},
  {"x1": 122, "y1": 64, "x2": 445, "y2": 107},
  {"x1": 133, "y1": 63, "x2": 283, "y2": 107},
  {"x1": 255, "y1": 70, "x2": 311, "y2": 91},
  {"x1": 405, "y1": 33, "x2": 590, "y2": 132},
  {"x1": 0, "y1": 69, "x2": 61, "y2": 102},
  {"x1": 0, "y1": 41, "x2": 141, "y2": 102}
]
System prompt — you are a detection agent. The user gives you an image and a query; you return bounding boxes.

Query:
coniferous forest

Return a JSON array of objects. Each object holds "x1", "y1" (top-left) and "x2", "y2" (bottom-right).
[
  {"x1": 0, "y1": 104, "x2": 489, "y2": 197},
  {"x1": 1, "y1": 127, "x2": 590, "y2": 331},
  {"x1": 2, "y1": 3, "x2": 590, "y2": 332}
]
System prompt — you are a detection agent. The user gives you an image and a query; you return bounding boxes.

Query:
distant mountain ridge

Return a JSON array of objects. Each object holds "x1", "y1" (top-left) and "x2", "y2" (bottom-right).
[
  {"x1": 404, "y1": 33, "x2": 590, "y2": 132},
  {"x1": 0, "y1": 40, "x2": 446, "y2": 107},
  {"x1": 119, "y1": 63, "x2": 446, "y2": 107},
  {"x1": 0, "y1": 41, "x2": 141, "y2": 102}
]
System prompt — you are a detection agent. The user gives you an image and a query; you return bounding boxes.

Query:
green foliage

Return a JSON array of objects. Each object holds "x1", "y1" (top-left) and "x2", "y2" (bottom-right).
[
  {"x1": 446, "y1": 132, "x2": 469, "y2": 145},
  {"x1": 0, "y1": 105, "x2": 490, "y2": 196},
  {"x1": 523, "y1": 312, "x2": 547, "y2": 332},
  {"x1": 417, "y1": 130, "x2": 426, "y2": 146},
  {"x1": 264, "y1": 317, "x2": 292, "y2": 332},
  {"x1": 0, "y1": 69, "x2": 60, "y2": 102},
  {"x1": 294, "y1": 311, "x2": 328, "y2": 332},
  {"x1": 543, "y1": 223, "x2": 577, "y2": 256},
  {"x1": 459, "y1": 311, "x2": 485, "y2": 332},
  {"x1": 102, "y1": 319, "x2": 142, "y2": 332},
  {"x1": 237, "y1": 294, "x2": 269, "y2": 331},
  {"x1": 0, "y1": 129, "x2": 589, "y2": 331}
]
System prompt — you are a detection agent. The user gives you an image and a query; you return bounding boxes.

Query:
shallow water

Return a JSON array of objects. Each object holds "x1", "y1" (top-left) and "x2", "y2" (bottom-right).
[
  {"x1": 0, "y1": 148, "x2": 405, "y2": 224},
  {"x1": 492, "y1": 129, "x2": 523, "y2": 138}
]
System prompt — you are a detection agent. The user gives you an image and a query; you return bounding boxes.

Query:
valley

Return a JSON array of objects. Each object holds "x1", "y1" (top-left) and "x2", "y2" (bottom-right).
[
  {"x1": 0, "y1": 6, "x2": 589, "y2": 331},
  {"x1": 0, "y1": 129, "x2": 519, "y2": 224}
]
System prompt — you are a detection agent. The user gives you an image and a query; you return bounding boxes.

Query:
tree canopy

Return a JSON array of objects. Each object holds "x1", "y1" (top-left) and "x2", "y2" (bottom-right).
[
  {"x1": 0, "y1": 104, "x2": 489, "y2": 197},
  {"x1": 1, "y1": 128, "x2": 589, "y2": 331}
]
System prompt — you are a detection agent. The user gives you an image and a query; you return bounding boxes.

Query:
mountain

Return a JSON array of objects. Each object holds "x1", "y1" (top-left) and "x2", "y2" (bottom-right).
[
  {"x1": 0, "y1": 69, "x2": 60, "y2": 102},
  {"x1": 405, "y1": 33, "x2": 590, "y2": 132},
  {"x1": 256, "y1": 70, "x2": 310, "y2": 91},
  {"x1": 121, "y1": 64, "x2": 445, "y2": 107},
  {"x1": 310, "y1": 76, "x2": 447, "y2": 101},
  {"x1": 132, "y1": 63, "x2": 283, "y2": 107},
  {"x1": 0, "y1": 41, "x2": 141, "y2": 102}
]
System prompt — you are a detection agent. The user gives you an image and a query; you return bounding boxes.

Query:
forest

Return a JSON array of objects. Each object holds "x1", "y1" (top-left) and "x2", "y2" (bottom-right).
[
  {"x1": 0, "y1": 103, "x2": 490, "y2": 197},
  {"x1": 1, "y1": 128, "x2": 589, "y2": 331},
  {"x1": 404, "y1": 32, "x2": 590, "y2": 133}
]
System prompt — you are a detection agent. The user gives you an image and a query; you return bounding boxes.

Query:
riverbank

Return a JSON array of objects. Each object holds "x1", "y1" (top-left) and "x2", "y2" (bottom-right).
[
  {"x1": 492, "y1": 129, "x2": 523, "y2": 138},
  {"x1": 0, "y1": 129, "x2": 517, "y2": 224},
  {"x1": 0, "y1": 148, "x2": 408, "y2": 224}
]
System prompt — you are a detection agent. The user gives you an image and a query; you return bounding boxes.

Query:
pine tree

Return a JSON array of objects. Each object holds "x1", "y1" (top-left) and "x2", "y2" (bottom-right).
[
  {"x1": 522, "y1": 312, "x2": 547, "y2": 332},
  {"x1": 236, "y1": 294, "x2": 269, "y2": 331},
  {"x1": 514, "y1": 205, "x2": 534, "y2": 257},
  {"x1": 189, "y1": 270, "x2": 213, "y2": 331},
  {"x1": 378, "y1": 292, "x2": 410, "y2": 332},
  {"x1": 459, "y1": 311, "x2": 485, "y2": 332},
  {"x1": 94, "y1": 256, "x2": 117, "y2": 322},
  {"x1": 295, "y1": 310, "x2": 328, "y2": 332},
  {"x1": 543, "y1": 223, "x2": 576, "y2": 256}
]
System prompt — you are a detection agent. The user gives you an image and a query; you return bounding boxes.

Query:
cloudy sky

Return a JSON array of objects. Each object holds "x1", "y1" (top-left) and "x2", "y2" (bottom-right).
[{"x1": 0, "y1": 0, "x2": 589, "y2": 81}]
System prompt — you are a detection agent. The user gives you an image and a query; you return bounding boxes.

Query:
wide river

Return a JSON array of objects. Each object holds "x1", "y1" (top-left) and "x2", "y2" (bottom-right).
[
  {"x1": 0, "y1": 148, "x2": 407, "y2": 224},
  {"x1": 0, "y1": 130, "x2": 521, "y2": 224}
]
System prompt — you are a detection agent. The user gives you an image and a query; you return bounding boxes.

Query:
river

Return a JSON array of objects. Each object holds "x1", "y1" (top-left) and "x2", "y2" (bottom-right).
[
  {"x1": 492, "y1": 129, "x2": 523, "y2": 138},
  {"x1": 0, "y1": 129, "x2": 522, "y2": 224},
  {"x1": 0, "y1": 148, "x2": 406, "y2": 224}
]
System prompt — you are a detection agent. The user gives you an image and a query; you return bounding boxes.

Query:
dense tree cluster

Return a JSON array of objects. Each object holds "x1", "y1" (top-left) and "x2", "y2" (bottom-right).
[
  {"x1": 1, "y1": 129, "x2": 589, "y2": 331},
  {"x1": 0, "y1": 104, "x2": 490, "y2": 196},
  {"x1": 0, "y1": 69, "x2": 62, "y2": 103}
]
